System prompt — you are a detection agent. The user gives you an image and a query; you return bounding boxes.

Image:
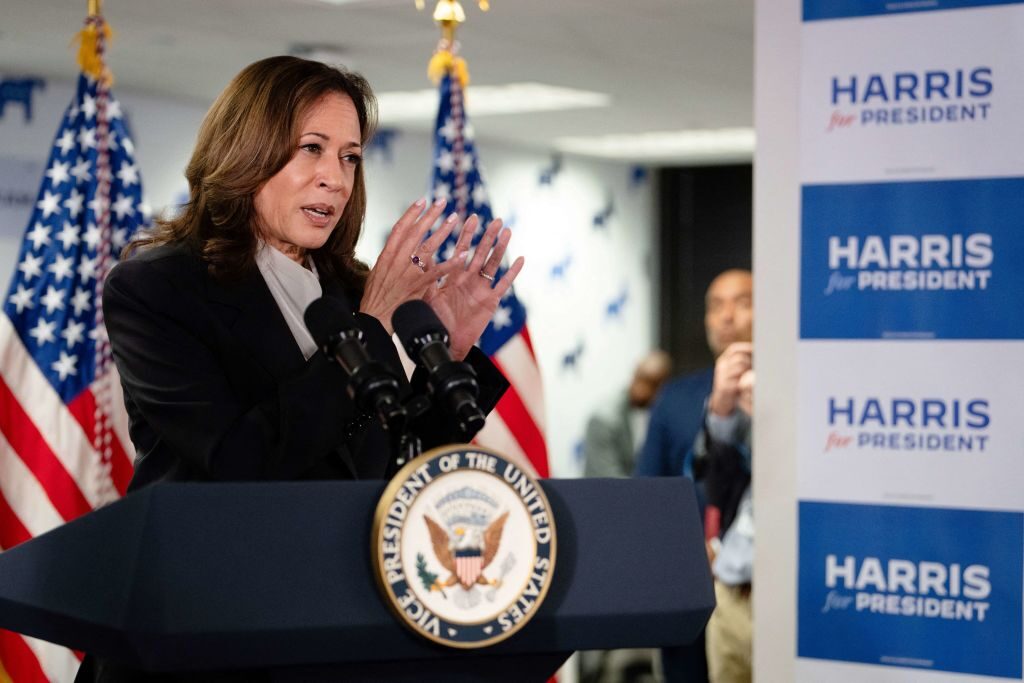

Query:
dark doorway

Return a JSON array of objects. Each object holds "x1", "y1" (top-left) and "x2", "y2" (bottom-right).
[{"x1": 657, "y1": 164, "x2": 753, "y2": 373}]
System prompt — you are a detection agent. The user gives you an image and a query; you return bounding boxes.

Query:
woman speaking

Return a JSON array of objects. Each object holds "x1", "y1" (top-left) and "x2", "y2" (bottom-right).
[
  {"x1": 77, "y1": 56, "x2": 521, "y2": 680},
  {"x1": 106, "y1": 55, "x2": 520, "y2": 490}
]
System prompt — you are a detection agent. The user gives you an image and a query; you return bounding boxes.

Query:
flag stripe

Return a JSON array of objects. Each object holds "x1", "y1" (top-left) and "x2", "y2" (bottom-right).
[
  {"x1": 0, "y1": 376, "x2": 92, "y2": 522},
  {"x1": 0, "y1": 492, "x2": 31, "y2": 550},
  {"x1": 0, "y1": 431, "x2": 64, "y2": 539},
  {"x1": 110, "y1": 434, "x2": 133, "y2": 496},
  {"x1": 67, "y1": 388, "x2": 133, "y2": 496},
  {"x1": 519, "y1": 326, "x2": 537, "y2": 357},
  {"x1": 492, "y1": 386, "x2": 548, "y2": 478},
  {"x1": 24, "y1": 634, "x2": 83, "y2": 682},
  {"x1": 0, "y1": 631, "x2": 47, "y2": 683},
  {"x1": 0, "y1": 317, "x2": 111, "y2": 508},
  {"x1": 475, "y1": 412, "x2": 538, "y2": 478},
  {"x1": 492, "y1": 334, "x2": 546, "y2": 431}
]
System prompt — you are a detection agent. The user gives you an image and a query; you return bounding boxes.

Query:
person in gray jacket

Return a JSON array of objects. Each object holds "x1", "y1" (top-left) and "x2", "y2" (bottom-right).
[{"x1": 583, "y1": 350, "x2": 672, "y2": 478}]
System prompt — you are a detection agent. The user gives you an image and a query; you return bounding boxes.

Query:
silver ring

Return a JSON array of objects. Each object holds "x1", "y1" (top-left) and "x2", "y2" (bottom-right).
[
  {"x1": 479, "y1": 269, "x2": 495, "y2": 282},
  {"x1": 410, "y1": 254, "x2": 427, "y2": 272}
]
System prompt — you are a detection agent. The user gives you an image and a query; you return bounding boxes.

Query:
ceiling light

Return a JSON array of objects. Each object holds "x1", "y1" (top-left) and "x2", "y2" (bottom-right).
[
  {"x1": 376, "y1": 83, "x2": 610, "y2": 123},
  {"x1": 555, "y1": 128, "x2": 756, "y2": 163}
]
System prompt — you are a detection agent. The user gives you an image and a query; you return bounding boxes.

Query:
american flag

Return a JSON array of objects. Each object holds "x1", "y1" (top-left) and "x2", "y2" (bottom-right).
[
  {"x1": 429, "y1": 72, "x2": 549, "y2": 478},
  {"x1": 0, "y1": 65, "x2": 149, "y2": 681}
]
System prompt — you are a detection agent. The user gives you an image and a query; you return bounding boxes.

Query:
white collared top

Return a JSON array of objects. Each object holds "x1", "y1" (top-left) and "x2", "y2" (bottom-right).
[{"x1": 255, "y1": 242, "x2": 322, "y2": 361}]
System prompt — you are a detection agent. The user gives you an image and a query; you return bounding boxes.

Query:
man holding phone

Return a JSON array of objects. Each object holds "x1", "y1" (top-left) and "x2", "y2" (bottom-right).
[{"x1": 636, "y1": 269, "x2": 752, "y2": 683}]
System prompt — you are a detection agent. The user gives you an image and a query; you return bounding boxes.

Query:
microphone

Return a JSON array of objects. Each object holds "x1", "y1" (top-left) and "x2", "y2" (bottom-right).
[
  {"x1": 303, "y1": 297, "x2": 406, "y2": 433},
  {"x1": 392, "y1": 300, "x2": 486, "y2": 440}
]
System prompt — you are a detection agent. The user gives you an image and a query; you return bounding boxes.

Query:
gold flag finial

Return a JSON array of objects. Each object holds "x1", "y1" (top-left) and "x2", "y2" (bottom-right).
[
  {"x1": 417, "y1": 0, "x2": 489, "y2": 19},
  {"x1": 88, "y1": 0, "x2": 101, "y2": 17},
  {"x1": 432, "y1": 0, "x2": 465, "y2": 44},
  {"x1": 432, "y1": 0, "x2": 467, "y2": 22}
]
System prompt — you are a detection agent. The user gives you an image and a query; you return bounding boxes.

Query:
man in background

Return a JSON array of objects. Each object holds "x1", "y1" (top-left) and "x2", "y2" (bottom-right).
[
  {"x1": 635, "y1": 270, "x2": 752, "y2": 481},
  {"x1": 634, "y1": 268, "x2": 753, "y2": 683},
  {"x1": 583, "y1": 350, "x2": 672, "y2": 478}
]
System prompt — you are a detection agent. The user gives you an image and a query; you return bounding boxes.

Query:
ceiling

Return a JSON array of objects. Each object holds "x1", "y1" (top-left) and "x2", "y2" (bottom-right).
[{"x1": 0, "y1": 0, "x2": 754, "y2": 164}]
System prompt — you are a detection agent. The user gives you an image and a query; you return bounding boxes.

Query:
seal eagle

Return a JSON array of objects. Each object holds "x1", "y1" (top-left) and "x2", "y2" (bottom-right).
[{"x1": 424, "y1": 511, "x2": 509, "y2": 590}]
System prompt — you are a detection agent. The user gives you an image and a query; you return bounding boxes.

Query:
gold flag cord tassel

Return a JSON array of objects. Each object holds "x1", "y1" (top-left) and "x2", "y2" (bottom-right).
[
  {"x1": 427, "y1": 42, "x2": 470, "y2": 88},
  {"x1": 74, "y1": 0, "x2": 114, "y2": 86}
]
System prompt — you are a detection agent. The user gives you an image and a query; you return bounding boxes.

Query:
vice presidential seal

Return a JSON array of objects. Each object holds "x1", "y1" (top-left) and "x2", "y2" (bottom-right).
[{"x1": 371, "y1": 445, "x2": 557, "y2": 648}]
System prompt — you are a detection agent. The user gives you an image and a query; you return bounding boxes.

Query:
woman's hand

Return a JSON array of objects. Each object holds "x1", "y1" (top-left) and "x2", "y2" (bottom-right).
[
  {"x1": 360, "y1": 198, "x2": 470, "y2": 333},
  {"x1": 424, "y1": 214, "x2": 525, "y2": 360}
]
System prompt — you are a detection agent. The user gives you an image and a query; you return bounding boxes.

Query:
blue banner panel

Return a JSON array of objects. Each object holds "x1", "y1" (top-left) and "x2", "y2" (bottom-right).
[
  {"x1": 800, "y1": 177, "x2": 1024, "y2": 340},
  {"x1": 804, "y1": 0, "x2": 1023, "y2": 21},
  {"x1": 798, "y1": 501, "x2": 1023, "y2": 678}
]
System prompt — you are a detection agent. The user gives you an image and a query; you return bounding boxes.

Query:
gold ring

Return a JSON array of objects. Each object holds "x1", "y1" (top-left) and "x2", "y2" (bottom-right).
[{"x1": 479, "y1": 270, "x2": 495, "y2": 282}]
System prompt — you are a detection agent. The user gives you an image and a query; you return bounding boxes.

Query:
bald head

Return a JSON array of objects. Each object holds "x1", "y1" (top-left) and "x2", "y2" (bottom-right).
[
  {"x1": 705, "y1": 269, "x2": 753, "y2": 357},
  {"x1": 628, "y1": 350, "x2": 672, "y2": 408}
]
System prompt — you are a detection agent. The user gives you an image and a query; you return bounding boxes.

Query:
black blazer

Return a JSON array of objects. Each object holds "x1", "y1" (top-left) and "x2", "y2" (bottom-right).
[{"x1": 103, "y1": 242, "x2": 508, "y2": 490}]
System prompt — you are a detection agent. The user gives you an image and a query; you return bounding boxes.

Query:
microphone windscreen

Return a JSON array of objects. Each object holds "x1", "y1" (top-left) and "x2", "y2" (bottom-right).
[
  {"x1": 392, "y1": 300, "x2": 448, "y2": 348},
  {"x1": 303, "y1": 296, "x2": 356, "y2": 348}
]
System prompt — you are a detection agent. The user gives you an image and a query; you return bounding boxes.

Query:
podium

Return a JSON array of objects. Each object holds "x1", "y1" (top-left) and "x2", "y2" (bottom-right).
[{"x1": 0, "y1": 478, "x2": 713, "y2": 681}]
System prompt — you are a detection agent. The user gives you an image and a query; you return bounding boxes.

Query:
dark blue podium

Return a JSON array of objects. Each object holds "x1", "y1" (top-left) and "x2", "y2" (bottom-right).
[{"x1": 0, "y1": 478, "x2": 713, "y2": 682}]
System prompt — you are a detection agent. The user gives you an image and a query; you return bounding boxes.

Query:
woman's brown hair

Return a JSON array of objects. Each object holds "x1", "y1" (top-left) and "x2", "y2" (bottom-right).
[{"x1": 131, "y1": 56, "x2": 377, "y2": 290}]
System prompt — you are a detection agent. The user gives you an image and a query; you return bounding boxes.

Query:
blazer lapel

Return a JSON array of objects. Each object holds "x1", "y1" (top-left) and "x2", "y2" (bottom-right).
[
  {"x1": 204, "y1": 265, "x2": 307, "y2": 384},
  {"x1": 205, "y1": 265, "x2": 362, "y2": 480}
]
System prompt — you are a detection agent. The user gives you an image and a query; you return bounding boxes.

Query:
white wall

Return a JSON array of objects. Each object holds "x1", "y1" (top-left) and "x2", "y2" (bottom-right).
[{"x1": 0, "y1": 74, "x2": 656, "y2": 479}]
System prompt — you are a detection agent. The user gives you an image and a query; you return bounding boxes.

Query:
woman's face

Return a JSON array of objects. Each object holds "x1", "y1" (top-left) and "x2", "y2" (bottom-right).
[{"x1": 254, "y1": 92, "x2": 362, "y2": 263}]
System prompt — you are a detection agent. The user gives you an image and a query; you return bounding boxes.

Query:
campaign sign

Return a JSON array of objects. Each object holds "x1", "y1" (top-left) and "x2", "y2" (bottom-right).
[
  {"x1": 797, "y1": 342, "x2": 1024, "y2": 511},
  {"x1": 805, "y1": 0, "x2": 1024, "y2": 21},
  {"x1": 800, "y1": 176, "x2": 1024, "y2": 339},
  {"x1": 799, "y1": 501, "x2": 1023, "y2": 678},
  {"x1": 800, "y1": 4, "x2": 1024, "y2": 183}
]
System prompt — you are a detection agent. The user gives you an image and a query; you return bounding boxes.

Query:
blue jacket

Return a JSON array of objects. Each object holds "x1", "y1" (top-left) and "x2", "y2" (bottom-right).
[{"x1": 634, "y1": 367, "x2": 714, "y2": 479}]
